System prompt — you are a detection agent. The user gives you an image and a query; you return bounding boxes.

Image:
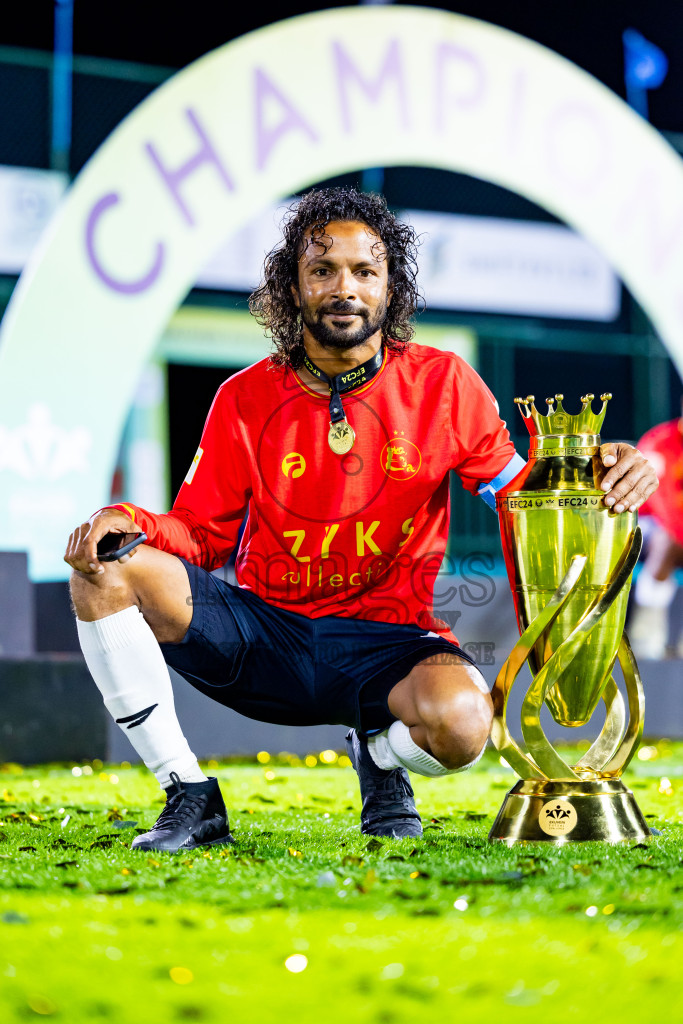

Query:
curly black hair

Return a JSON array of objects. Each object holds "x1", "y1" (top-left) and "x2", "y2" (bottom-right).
[{"x1": 249, "y1": 187, "x2": 421, "y2": 369}]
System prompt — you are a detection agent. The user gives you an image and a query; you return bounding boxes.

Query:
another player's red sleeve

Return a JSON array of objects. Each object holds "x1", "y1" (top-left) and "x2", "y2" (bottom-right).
[
  {"x1": 104, "y1": 382, "x2": 251, "y2": 571},
  {"x1": 449, "y1": 357, "x2": 516, "y2": 493},
  {"x1": 637, "y1": 420, "x2": 683, "y2": 546}
]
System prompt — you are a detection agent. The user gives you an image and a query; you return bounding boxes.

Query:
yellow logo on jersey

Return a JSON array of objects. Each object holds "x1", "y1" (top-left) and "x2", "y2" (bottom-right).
[
  {"x1": 184, "y1": 447, "x2": 204, "y2": 485},
  {"x1": 381, "y1": 437, "x2": 422, "y2": 480},
  {"x1": 282, "y1": 452, "x2": 306, "y2": 478}
]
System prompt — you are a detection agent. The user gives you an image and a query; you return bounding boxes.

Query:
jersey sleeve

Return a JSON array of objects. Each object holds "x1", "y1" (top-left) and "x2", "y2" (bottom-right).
[
  {"x1": 450, "y1": 357, "x2": 517, "y2": 494},
  {"x1": 104, "y1": 381, "x2": 251, "y2": 571},
  {"x1": 637, "y1": 421, "x2": 683, "y2": 545}
]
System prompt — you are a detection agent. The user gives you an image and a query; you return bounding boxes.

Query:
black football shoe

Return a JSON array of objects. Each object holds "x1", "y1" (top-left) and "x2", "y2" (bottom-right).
[
  {"x1": 346, "y1": 729, "x2": 423, "y2": 838},
  {"x1": 131, "y1": 773, "x2": 235, "y2": 852}
]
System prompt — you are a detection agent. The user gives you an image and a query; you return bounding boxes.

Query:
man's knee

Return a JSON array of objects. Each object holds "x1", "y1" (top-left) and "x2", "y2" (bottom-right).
[
  {"x1": 69, "y1": 564, "x2": 136, "y2": 621},
  {"x1": 421, "y1": 681, "x2": 493, "y2": 770},
  {"x1": 71, "y1": 547, "x2": 193, "y2": 642}
]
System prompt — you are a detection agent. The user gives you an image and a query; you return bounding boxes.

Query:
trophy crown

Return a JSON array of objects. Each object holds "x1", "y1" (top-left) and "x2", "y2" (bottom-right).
[{"x1": 514, "y1": 393, "x2": 612, "y2": 437}]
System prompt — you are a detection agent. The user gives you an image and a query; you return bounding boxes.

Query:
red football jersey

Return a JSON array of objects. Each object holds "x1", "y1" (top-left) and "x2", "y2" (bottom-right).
[
  {"x1": 108, "y1": 344, "x2": 515, "y2": 635},
  {"x1": 637, "y1": 418, "x2": 683, "y2": 546}
]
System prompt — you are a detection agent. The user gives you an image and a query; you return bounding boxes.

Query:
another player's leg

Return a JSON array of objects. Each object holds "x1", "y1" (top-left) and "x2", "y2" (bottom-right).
[
  {"x1": 70, "y1": 546, "x2": 234, "y2": 851},
  {"x1": 629, "y1": 525, "x2": 683, "y2": 659},
  {"x1": 347, "y1": 655, "x2": 492, "y2": 837}
]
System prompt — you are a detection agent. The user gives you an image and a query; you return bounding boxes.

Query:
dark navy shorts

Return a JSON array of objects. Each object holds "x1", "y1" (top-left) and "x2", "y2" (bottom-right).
[{"x1": 159, "y1": 559, "x2": 478, "y2": 735}]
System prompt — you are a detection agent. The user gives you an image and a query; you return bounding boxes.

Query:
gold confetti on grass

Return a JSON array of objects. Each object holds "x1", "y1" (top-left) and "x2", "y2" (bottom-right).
[{"x1": 169, "y1": 967, "x2": 194, "y2": 985}]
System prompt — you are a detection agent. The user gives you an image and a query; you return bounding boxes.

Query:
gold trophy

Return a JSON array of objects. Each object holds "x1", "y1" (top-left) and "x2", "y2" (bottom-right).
[{"x1": 489, "y1": 394, "x2": 650, "y2": 843}]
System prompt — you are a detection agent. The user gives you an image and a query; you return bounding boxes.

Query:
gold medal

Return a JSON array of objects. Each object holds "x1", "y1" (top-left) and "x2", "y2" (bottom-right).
[
  {"x1": 328, "y1": 419, "x2": 356, "y2": 455},
  {"x1": 303, "y1": 347, "x2": 382, "y2": 457}
]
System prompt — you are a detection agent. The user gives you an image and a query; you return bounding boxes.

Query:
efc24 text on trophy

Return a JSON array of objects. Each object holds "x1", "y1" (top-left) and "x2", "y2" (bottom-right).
[{"x1": 489, "y1": 393, "x2": 651, "y2": 844}]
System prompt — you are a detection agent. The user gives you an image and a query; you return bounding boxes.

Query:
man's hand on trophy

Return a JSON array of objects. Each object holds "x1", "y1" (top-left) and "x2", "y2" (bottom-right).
[{"x1": 599, "y1": 442, "x2": 659, "y2": 513}]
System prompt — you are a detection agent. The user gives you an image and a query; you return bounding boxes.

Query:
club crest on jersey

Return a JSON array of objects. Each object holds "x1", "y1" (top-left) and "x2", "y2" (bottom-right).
[
  {"x1": 281, "y1": 452, "x2": 307, "y2": 478},
  {"x1": 381, "y1": 436, "x2": 422, "y2": 481}
]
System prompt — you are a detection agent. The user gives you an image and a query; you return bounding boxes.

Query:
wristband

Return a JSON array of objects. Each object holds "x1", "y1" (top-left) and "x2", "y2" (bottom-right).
[{"x1": 91, "y1": 504, "x2": 137, "y2": 524}]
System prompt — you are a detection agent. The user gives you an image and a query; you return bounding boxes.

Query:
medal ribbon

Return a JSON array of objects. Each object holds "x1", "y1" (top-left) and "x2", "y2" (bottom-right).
[{"x1": 302, "y1": 345, "x2": 384, "y2": 424}]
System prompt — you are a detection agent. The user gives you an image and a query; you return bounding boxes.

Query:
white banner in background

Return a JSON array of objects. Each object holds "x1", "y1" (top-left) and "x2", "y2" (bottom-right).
[
  {"x1": 1, "y1": 6, "x2": 683, "y2": 579},
  {"x1": 407, "y1": 211, "x2": 619, "y2": 320}
]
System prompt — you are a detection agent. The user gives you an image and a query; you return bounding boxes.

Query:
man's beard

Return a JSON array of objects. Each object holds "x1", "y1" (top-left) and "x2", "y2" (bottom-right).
[{"x1": 301, "y1": 299, "x2": 388, "y2": 351}]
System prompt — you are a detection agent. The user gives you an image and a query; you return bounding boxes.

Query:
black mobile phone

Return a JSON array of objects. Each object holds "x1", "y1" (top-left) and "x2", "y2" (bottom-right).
[{"x1": 96, "y1": 532, "x2": 148, "y2": 562}]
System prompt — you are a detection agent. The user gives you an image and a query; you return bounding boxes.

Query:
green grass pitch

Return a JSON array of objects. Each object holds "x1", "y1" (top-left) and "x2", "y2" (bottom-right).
[{"x1": 0, "y1": 743, "x2": 681, "y2": 1023}]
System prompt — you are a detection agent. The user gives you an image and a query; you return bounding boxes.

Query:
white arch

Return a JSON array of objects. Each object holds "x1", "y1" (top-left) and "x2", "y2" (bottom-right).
[{"x1": 2, "y1": 5, "x2": 683, "y2": 578}]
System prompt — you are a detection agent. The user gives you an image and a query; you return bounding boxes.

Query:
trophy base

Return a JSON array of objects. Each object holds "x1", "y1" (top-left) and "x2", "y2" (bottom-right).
[{"x1": 489, "y1": 778, "x2": 650, "y2": 844}]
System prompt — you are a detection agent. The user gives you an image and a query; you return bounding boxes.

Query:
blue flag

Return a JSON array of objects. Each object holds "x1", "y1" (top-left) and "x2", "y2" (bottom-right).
[
  {"x1": 623, "y1": 29, "x2": 668, "y2": 89},
  {"x1": 623, "y1": 29, "x2": 668, "y2": 118}
]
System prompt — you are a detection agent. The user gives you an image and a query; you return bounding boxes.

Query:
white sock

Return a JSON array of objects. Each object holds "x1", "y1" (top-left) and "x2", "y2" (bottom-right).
[
  {"x1": 635, "y1": 567, "x2": 676, "y2": 608},
  {"x1": 77, "y1": 606, "x2": 207, "y2": 790},
  {"x1": 368, "y1": 721, "x2": 485, "y2": 777}
]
